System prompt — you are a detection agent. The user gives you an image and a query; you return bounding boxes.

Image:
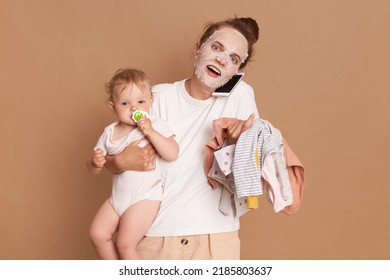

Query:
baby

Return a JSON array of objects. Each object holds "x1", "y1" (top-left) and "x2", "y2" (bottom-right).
[{"x1": 86, "y1": 68, "x2": 179, "y2": 259}]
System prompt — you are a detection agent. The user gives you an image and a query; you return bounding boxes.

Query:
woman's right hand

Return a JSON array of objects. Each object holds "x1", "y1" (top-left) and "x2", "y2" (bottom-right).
[{"x1": 105, "y1": 138, "x2": 157, "y2": 174}]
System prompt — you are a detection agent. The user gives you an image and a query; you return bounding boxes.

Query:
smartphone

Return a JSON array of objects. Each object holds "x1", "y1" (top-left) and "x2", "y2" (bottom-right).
[{"x1": 212, "y1": 73, "x2": 245, "y2": 97}]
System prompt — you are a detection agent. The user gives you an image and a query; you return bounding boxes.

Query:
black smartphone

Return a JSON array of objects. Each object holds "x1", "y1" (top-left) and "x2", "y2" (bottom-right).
[{"x1": 212, "y1": 73, "x2": 245, "y2": 97}]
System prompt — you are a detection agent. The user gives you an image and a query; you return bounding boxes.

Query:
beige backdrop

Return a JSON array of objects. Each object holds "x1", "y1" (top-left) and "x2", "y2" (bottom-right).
[{"x1": 1, "y1": 0, "x2": 389, "y2": 260}]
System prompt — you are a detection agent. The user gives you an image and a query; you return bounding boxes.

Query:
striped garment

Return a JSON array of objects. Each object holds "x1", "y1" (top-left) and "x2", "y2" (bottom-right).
[{"x1": 232, "y1": 119, "x2": 283, "y2": 198}]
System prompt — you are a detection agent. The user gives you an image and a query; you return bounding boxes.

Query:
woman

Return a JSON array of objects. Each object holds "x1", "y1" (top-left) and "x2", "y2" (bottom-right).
[{"x1": 106, "y1": 16, "x2": 260, "y2": 259}]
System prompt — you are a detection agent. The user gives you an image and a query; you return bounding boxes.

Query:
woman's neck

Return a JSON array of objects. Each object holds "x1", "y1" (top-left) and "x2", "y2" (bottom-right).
[{"x1": 185, "y1": 75, "x2": 214, "y2": 100}]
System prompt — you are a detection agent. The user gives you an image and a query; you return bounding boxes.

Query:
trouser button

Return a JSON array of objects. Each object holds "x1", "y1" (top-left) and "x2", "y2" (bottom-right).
[{"x1": 181, "y1": 238, "x2": 189, "y2": 245}]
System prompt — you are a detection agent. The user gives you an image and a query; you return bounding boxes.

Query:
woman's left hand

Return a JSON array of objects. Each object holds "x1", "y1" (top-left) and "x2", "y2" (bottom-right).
[{"x1": 226, "y1": 113, "x2": 255, "y2": 144}]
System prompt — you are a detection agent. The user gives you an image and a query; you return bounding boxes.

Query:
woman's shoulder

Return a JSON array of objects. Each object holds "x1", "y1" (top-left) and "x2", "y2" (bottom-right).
[
  {"x1": 227, "y1": 79, "x2": 254, "y2": 98},
  {"x1": 152, "y1": 83, "x2": 173, "y2": 93},
  {"x1": 152, "y1": 80, "x2": 185, "y2": 95},
  {"x1": 235, "y1": 79, "x2": 253, "y2": 92}
]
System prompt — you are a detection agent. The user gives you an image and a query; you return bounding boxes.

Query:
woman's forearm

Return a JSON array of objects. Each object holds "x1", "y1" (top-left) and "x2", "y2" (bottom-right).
[
  {"x1": 104, "y1": 140, "x2": 157, "y2": 173},
  {"x1": 104, "y1": 154, "x2": 124, "y2": 174}
]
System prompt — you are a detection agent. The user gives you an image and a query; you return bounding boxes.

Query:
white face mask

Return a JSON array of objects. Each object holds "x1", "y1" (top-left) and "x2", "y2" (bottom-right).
[{"x1": 194, "y1": 28, "x2": 249, "y2": 89}]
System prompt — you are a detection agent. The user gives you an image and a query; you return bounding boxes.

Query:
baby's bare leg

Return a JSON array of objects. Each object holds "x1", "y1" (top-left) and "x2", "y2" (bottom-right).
[
  {"x1": 89, "y1": 199, "x2": 120, "y2": 259},
  {"x1": 116, "y1": 200, "x2": 160, "y2": 259}
]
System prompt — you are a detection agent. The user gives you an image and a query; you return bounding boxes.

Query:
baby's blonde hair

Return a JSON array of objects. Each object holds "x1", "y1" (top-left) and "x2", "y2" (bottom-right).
[{"x1": 106, "y1": 68, "x2": 151, "y2": 101}]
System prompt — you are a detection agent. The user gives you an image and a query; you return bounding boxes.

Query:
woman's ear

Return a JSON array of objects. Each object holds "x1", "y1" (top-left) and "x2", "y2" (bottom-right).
[{"x1": 193, "y1": 42, "x2": 200, "y2": 56}]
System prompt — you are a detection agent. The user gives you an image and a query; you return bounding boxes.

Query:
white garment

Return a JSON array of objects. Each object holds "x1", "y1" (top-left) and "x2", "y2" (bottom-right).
[
  {"x1": 207, "y1": 143, "x2": 250, "y2": 217},
  {"x1": 148, "y1": 79, "x2": 259, "y2": 236},
  {"x1": 263, "y1": 122, "x2": 293, "y2": 205},
  {"x1": 94, "y1": 118, "x2": 175, "y2": 216}
]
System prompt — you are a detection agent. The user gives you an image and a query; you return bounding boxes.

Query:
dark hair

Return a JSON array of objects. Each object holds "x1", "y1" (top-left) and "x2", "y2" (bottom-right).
[
  {"x1": 198, "y1": 16, "x2": 259, "y2": 69},
  {"x1": 106, "y1": 68, "x2": 151, "y2": 101}
]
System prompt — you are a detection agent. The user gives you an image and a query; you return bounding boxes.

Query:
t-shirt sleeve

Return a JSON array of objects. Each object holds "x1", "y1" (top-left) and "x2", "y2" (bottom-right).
[
  {"x1": 235, "y1": 83, "x2": 260, "y2": 119},
  {"x1": 93, "y1": 131, "x2": 108, "y2": 156}
]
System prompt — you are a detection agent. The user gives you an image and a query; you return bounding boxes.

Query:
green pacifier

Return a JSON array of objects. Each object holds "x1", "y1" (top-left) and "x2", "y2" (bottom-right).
[{"x1": 132, "y1": 110, "x2": 148, "y2": 122}]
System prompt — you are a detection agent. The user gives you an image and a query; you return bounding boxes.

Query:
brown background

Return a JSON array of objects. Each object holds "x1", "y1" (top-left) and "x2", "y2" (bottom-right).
[{"x1": 1, "y1": 0, "x2": 389, "y2": 259}]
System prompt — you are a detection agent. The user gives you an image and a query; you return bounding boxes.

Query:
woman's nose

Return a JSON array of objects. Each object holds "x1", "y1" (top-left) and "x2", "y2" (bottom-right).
[{"x1": 216, "y1": 53, "x2": 228, "y2": 65}]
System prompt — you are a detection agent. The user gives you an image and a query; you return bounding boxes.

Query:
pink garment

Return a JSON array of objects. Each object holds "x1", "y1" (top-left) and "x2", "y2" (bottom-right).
[
  {"x1": 281, "y1": 139, "x2": 305, "y2": 215},
  {"x1": 262, "y1": 156, "x2": 288, "y2": 212}
]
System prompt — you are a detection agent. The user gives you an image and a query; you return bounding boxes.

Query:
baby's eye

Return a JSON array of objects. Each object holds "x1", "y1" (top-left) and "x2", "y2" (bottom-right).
[
  {"x1": 120, "y1": 102, "x2": 129, "y2": 106},
  {"x1": 138, "y1": 100, "x2": 146, "y2": 104}
]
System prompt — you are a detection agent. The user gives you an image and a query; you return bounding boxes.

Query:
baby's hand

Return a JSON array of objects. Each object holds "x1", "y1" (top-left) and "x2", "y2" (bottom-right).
[
  {"x1": 91, "y1": 149, "x2": 106, "y2": 168},
  {"x1": 132, "y1": 110, "x2": 148, "y2": 122},
  {"x1": 137, "y1": 116, "x2": 154, "y2": 137}
]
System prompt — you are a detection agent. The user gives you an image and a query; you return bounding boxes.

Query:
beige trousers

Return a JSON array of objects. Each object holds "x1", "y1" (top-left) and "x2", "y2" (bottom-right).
[{"x1": 137, "y1": 231, "x2": 240, "y2": 260}]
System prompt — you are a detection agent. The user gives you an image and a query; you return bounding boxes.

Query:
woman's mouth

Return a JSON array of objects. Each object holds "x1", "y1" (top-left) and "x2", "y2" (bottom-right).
[{"x1": 207, "y1": 65, "x2": 221, "y2": 76}]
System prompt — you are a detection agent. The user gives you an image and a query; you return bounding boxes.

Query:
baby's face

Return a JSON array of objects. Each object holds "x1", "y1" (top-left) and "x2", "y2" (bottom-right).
[{"x1": 111, "y1": 83, "x2": 152, "y2": 126}]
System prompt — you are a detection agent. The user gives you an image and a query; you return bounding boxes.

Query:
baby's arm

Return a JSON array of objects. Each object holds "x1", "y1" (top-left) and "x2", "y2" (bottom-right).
[
  {"x1": 137, "y1": 117, "x2": 179, "y2": 162},
  {"x1": 86, "y1": 149, "x2": 107, "y2": 175}
]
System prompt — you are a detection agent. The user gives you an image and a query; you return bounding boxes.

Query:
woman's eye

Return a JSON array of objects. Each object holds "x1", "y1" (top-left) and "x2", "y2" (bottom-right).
[
  {"x1": 230, "y1": 56, "x2": 239, "y2": 64},
  {"x1": 212, "y1": 44, "x2": 221, "y2": 51}
]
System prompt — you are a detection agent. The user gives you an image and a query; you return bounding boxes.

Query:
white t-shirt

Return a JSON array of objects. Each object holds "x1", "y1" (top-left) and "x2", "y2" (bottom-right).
[{"x1": 147, "y1": 79, "x2": 260, "y2": 236}]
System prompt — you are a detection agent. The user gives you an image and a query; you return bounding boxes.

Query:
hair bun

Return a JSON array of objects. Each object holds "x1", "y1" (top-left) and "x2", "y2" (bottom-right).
[{"x1": 238, "y1": 17, "x2": 260, "y2": 42}]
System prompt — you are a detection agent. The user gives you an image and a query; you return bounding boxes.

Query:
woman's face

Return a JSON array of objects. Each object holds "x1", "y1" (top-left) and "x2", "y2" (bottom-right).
[{"x1": 194, "y1": 27, "x2": 248, "y2": 89}]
